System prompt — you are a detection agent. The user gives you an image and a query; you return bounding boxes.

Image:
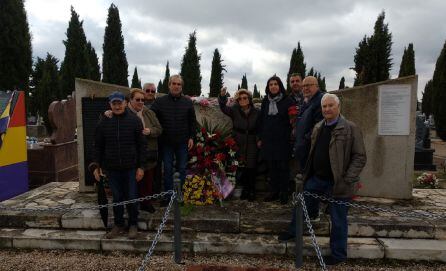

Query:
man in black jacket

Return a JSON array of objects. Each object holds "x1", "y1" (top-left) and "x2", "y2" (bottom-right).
[
  {"x1": 90, "y1": 91, "x2": 146, "y2": 239},
  {"x1": 150, "y1": 75, "x2": 196, "y2": 204}
]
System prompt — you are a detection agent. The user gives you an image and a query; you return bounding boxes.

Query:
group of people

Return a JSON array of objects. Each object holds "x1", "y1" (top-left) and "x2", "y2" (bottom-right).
[
  {"x1": 90, "y1": 72, "x2": 367, "y2": 266},
  {"x1": 220, "y1": 73, "x2": 367, "y2": 265}
]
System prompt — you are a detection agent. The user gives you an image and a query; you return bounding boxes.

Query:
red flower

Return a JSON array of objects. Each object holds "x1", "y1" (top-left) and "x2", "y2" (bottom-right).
[
  {"x1": 201, "y1": 127, "x2": 207, "y2": 134},
  {"x1": 203, "y1": 157, "x2": 213, "y2": 167},
  {"x1": 224, "y1": 137, "x2": 236, "y2": 147},
  {"x1": 215, "y1": 153, "x2": 226, "y2": 161},
  {"x1": 196, "y1": 145, "x2": 204, "y2": 154}
]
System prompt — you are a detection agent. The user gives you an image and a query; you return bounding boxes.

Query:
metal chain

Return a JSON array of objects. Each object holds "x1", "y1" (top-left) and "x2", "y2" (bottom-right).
[
  {"x1": 0, "y1": 191, "x2": 174, "y2": 213},
  {"x1": 138, "y1": 191, "x2": 176, "y2": 271},
  {"x1": 302, "y1": 191, "x2": 446, "y2": 220},
  {"x1": 298, "y1": 193, "x2": 327, "y2": 271}
]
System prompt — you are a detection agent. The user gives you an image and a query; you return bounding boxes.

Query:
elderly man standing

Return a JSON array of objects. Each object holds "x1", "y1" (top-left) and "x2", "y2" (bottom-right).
[
  {"x1": 279, "y1": 93, "x2": 367, "y2": 266},
  {"x1": 90, "y1": 91, "x2": 147, "y2": 239},
  {"x1": 143, "y1": 82, "x2": 157, "y2": 109},
  {"x1": 150, "y1": 75, "x2": 196, "y2": 206}
]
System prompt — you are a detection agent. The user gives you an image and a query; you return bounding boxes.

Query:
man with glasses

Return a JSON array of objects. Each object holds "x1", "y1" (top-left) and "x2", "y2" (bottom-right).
[
  {"x1": 294, "y1": 76, "x2": 324, "y2": 169},
  {"x1": 150, "y1": 75, "x2": 196, "y2": 206},
  {"x1": 143, "y1": 83, "x2": 157, "y2": 109}
]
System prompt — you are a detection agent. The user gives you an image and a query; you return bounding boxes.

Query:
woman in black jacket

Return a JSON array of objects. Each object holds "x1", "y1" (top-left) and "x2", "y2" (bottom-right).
[
  {"x1": 257, "y1": 75, "x2": 294, "y2": 204},
  {"x1": 219, "y1": 88, "x2": 259, "y2": 201}
]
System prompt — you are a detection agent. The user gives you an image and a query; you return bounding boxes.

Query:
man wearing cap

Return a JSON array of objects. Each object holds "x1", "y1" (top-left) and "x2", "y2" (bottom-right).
[
  {"x1": 150, "y1": 75, "x2": 196, "y2": 206},
  {"x1": 89, "y1": 91, "x2": 147, "y2": 239}
]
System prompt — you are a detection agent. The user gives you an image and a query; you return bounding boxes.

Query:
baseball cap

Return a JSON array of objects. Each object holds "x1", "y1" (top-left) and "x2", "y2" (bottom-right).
[{"x1": 108, "y1": 91, "x2": 125, "y2": 102}]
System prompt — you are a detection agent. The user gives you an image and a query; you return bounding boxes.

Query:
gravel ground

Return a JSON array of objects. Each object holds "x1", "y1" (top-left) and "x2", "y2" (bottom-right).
[{"x1": 0, "y1": 249, "x2": 445, "y2": 271}]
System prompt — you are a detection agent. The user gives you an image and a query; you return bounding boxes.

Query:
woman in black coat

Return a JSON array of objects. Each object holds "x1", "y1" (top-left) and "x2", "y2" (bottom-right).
[
  {"x1": 257, "y1": 75, "x2": 294, "y2": 204},
  {"x1": 219, "y1": 88, "x2": 259, "y2": 201}
]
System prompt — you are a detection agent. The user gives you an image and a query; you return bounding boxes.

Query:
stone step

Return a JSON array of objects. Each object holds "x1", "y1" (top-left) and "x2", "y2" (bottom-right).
[
  {"x1": 1, "y1": 205, "x2": 444, "y2": 240},
  {"x1": 0, "y1": 228, "x2": 445, "y2": 262}
]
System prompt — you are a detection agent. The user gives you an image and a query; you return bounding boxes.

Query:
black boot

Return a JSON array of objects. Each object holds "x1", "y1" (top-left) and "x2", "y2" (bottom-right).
[
  {"x1": 280, "y1": 193, "x2": 288, "y2": 205},
  {"x1": 247, "y1": 168, "x2": 256, "y2": 202}
]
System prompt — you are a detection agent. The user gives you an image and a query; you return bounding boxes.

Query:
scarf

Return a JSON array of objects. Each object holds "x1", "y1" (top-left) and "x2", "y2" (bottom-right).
[
  {"x1": 267, "y1": 93, "x2": 283, "y2": 115},
  {"x1": 128, "y1": 103, "x2": 146, "y2": 129}
]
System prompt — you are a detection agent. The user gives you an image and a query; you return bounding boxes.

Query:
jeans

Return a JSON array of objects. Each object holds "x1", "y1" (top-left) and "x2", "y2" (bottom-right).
[
  {"x1": 107, "y1": 169, "x2": 139, "y2": 226},
  {"x1": 288, "y1": 175, "x2": 350, "y2": 261},
  {"x1": 162, "y1": 143, "x2": 188, "y2": 192}
]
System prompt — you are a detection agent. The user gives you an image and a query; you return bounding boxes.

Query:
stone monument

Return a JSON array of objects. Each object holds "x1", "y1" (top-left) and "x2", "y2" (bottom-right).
[
  {"x1": 414, "y1": 112, "x2": 436, "y2": 170},
  {"x1": 333, "y1": 75, "x2": 417, "y2": 199},
  {"x1": 27, "y1": 95, "x2": 79, "y2": 187}
]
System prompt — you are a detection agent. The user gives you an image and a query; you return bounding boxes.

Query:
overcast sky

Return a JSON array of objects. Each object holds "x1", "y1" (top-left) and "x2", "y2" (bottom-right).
[{"x1": 24, "y1": 0, "x2": 446, "y2": 98}]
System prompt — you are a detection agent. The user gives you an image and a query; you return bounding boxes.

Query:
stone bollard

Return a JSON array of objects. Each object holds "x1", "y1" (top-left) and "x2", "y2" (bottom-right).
[{"x1": 173, "y1": 172, "x2": 183, "y2": 264}]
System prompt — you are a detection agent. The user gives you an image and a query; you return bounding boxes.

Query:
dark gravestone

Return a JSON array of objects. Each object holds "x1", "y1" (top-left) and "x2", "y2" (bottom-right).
[
  {"x1": 414, "y1": 112, "x2": 436, "y2": 171},
  {"x1": 81, "y1": 97, "x2": 109, "y2": 186}
]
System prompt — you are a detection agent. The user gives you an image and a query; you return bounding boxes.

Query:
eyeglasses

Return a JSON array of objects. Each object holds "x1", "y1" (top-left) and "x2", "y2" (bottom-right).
[
  {"x1": 302, "y1": 83, "x2": 316, "y2": 88},
  {"x1": 134, "y1": 98, "x2": 144, "y2": 102},
  {"x1": 145, "y1": 89, "x2": 156, "y2": 93},
  {"x1": 238, "y1": 96, "x2": 249, "y2": 101}
]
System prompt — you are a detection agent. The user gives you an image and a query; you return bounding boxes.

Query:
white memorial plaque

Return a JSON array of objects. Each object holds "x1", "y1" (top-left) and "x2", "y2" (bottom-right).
[{"x1": 378, "y1": 84, "x2": 411, "y2": 135}]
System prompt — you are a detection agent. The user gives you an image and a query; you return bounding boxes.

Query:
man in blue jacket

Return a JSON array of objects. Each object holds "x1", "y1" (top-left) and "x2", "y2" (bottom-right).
[{"x1": 90, "y1": 91, "x2": 147, "y2": 239}]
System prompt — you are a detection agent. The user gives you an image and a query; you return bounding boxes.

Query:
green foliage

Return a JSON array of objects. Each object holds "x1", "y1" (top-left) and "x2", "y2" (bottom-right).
[
  {"x1": 253, "y1": 84, "x2": 260, "y2": 98},
  {"x1": 353, "y1": 11, "x2": 393, "y2": 86},
  {"x1": 432, "y1": 40, "x2": 446, "y2": 140},
  {"x1": 102, "y1": 3, "x2": 128, "y2": 86},
  {"x1": 286, "y1": 42, "x2": 306, "y2": 91},
  {"x1": 180, "y1": 31, "x2": 202, "y2": 96},
  {"x1": 0, "y1": 0, "x2": 32, "y2": 110},
  {"x1": 339, "y1": 77, "x2": 345, "y2": 89},
  {"x1": 86, "y1": 41, "x2": 101, "y2": 81},
  {"x1": 180, "y1": 204, "x2": 195, "y2": 216},
  {"x1": 60, "y1": 7, "x2": 91, "y2": 97},
  {"x1": 34, "y1": 54, "x2": 60, "y2": 134},
  {"x1": 209, "y1": 49, "x2": 226, "y2": 97},
  {"x1": 241, "y1": 74, "x2": 248, "y2": 90},
  {"x1": 422, "y1": 80, "x2": 433, "y2": 116},
  {"x1": 398, "y1": 43, "x2": 416, "y2": 77},
  {"x1": 160, "y1": 61, "x2": 170, "y2": 94},
  {"x1": 198, "y1": 117, "x2": 232, "y2": 139},
  {"x1": 157, "y1": 80, "x2": 163, "y2": 93},
  {"x1": 131, "y1": 67, "x2": 142, "y2": 88}
]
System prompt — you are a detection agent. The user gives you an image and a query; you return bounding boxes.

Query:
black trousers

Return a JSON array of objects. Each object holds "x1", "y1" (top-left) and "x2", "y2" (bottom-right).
[{"x1": 266, "y1": 160, "x2": 290, "y2": 195}]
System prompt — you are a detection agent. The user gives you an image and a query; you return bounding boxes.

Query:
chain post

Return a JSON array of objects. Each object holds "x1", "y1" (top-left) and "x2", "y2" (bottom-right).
[
  {"x1": 294, "y1": 174, "x2": 304, "y2": 269},
  {"x1": 173, "y1": 172, "x2": 183, "y2": 264}
]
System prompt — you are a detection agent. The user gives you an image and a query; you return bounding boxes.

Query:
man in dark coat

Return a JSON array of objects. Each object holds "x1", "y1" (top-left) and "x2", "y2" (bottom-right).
[
  {"x1": 294, "y1": 76, "x2": 324, "y2": 169},
  {"x1": 279, "y1": 93, "x2": 367, "y2": 266},
  {"x1": 150, "y1": 75, "x2": 196, "y2": 205},
  {"x1": 90, "y1": 91, "x2": 147, "y2": 239},
  {"x1": 257, "y1": 75, "x2": 294, "y2": 204}
]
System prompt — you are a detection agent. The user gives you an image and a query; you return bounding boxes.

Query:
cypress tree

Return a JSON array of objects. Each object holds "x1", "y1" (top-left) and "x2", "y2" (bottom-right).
[
  {"x1": 432, "y1": 40, "x2": 446, "y2": 140},
  {"x1": 354, "y1": 12, "x2": 393, "y2": 85},
  {"x1": 209, "y1": 48, "x2": 226, "y2": 97},
  {"x1": 161, "y1": 61, "x2": 170, "y2": 94},
  {"x1": 398, "y1": 43, "x2": 416, "y2": 77},
  {"x1": 286, "y1": 42, "x2": 306, "y2": 91},
  {"x1": 180, "y1": 31, "x2": 202, "y2": 96},
  {"x1": 59, "y1": 7, "x2": 90, "y2": 97},
  {"x1": 157, "y1": 80, "x2": 163, "y2": 92},
  {"x1": 307, "y1": 67, "x2": 314, "y2": 76},
  {"x1": 29, "y1": 58, "x2": 46, "y2": 116},
  {"x1": 131, "y1": 67, "x2": 142, "y2": 88},
  {"x1": 86, "y1": 41, "x2": 101, "y2": 81},
  {"x1": 0, "y1": 0, "x2": 32, "y2": 106},
  {"x1": 241, "y1": 74, "x2": 248, "y2": 90},
  {"x1": 35, "y1": 54, "x2": 60, "y2": 133},
  {"x1": 102, "y1": 3, "x2": 128, "y2": 86},
  {"x1": 237, "y1": 84, "x2": 240, "y2": 90},
  {"x1": 422, "y1": 80, "x2": 433, "y2": 117},
  {"x1": 253, "y1": 84, "x2": 260, "y2": 98},
  {"x1": 339, "y1": 77, "x2": 345, "y2": 89}
]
